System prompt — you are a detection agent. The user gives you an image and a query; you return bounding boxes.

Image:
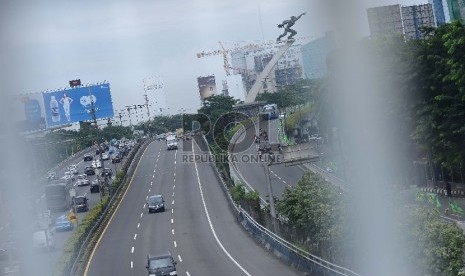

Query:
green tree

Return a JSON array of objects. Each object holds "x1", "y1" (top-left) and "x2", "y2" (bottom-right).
[
  {"x1": 275, "y1": 172, "x2": 347, "y2": 260},
  {"x1": 198, "y1": 95, "x2": 239, "y2": 151},
  {"x1": 404, "y1": 207, "x2": 465, "y2": 276}
]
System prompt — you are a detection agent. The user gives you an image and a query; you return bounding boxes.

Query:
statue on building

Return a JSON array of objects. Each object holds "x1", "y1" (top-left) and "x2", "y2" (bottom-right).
[{"x1": 276, "y1": 12, "x2": 306, "y2": 41}]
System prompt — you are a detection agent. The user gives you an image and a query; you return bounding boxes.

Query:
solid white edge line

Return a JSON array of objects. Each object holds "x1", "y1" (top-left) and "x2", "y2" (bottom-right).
[{"x1": 192, "y1": 141, "x2": 252, "y2": 276}]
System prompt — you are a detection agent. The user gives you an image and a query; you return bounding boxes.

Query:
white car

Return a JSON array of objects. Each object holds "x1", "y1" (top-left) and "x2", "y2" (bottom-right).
[
  {"x1": 101, "y1": 153, "x2": 109, "y2": 160},
  {"x1": 63, "y1": 171, "x2": 74, "y2": 181},
  {"x1": 92, "y1": 160, "x2": 102, "y2": 169},
  {"x1": 68, "y1": 165, "x2": 79, "y2": 175}
]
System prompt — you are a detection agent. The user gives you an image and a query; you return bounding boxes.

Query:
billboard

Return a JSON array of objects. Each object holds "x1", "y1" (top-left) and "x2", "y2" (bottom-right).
[
  {"x1": 12, "y1": 93, "x2": 46, "y2": 132},
  {"x1": 42, "y1": 83, "x2": 114, "y2": 128},
  {"x1": 197, "y1": 75, "x2": 217, "y2": 100}
]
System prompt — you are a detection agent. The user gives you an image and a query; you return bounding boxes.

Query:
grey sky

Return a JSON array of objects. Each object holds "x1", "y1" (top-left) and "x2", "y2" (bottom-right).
[{"x1": 1, "y1": 0, "x2": 428, "y2": 117}]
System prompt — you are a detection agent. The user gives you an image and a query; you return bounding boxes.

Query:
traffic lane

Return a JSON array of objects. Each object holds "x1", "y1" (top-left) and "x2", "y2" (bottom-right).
[
  {"x1": 234, "y1": 119, "x2": 303, "y2": 198},
  {"x1": 85, "y1": 141, "x2": 167, "y2": 276},
  {"x1": 133, "y1": 146, "x2": 179, "y2": 275},
  {"x1": 170, "y1": 141, "x2": 245, "y2": 276},
  {"x1": 191, "y1": 139, "x2": 302, "y2": 276}
]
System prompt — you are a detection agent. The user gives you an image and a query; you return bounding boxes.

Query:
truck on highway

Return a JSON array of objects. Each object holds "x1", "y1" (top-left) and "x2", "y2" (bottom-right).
[{"x1": 44, "y1": 183, "x2": 72, "y2": 212}]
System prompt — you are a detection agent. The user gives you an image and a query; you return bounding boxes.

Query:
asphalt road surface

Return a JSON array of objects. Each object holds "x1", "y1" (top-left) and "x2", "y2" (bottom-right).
[
  {"x1": 232, "y1": 119, "x2": 305, "y2": 202},
  {"x1": 85, "y1": 138, "x2": 302, "y2": 276}
]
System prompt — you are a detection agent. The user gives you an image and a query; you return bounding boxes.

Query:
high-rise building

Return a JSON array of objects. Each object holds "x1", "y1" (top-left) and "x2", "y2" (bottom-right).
[
  {"x1": 429, "y1": 0, "x2": 447, "y2": 25},
  {"x1": 402, "y1": 4, "x2": 436, "y2": 40},
  {"x1": 301, "y1": 32, "x2": 336, "y2": 79},
  {"x1": 230, "y1": 43, "x2": 304, "y2": 94},
  {"x1": 367, "y1": 5, "x2": 404, "y2": 37},
  {"x1": 446, "y1": 0, "x2": 465, "y2": 22},
  {"x1": 367, "y1": 3, "x2": 436, "y2": 40}
]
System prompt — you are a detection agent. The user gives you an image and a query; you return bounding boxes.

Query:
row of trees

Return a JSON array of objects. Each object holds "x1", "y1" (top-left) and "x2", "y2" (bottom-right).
[
  {"x1": 276, "y1": 171, "x2": 465, "y2": 275},
  {"x1": 316, "y1": 21, "x2": 465, "y2": 186}
]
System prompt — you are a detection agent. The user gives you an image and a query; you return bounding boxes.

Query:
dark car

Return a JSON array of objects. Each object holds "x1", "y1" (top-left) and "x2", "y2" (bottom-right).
[
  {"x1": 146, "y1": 252, "x2": 177, "y2": 276},
  {"x1": 83, "y1": 153, "x2": 93, "y2": 161},
  {"x1": 90, "y1": 180, "x2": 100, "y2": 193},
  {"x1": 100, "y1": 168, "x2": 113, "y2": 177},
  {"x1": 95, "y1": 148, "x2": 100, "y2": 155},
  {"x1": 84, "y1": 166, "x2": 95, "y2": 176},
  {"x1": 112, "y1": 155, "x2": 121, "y2": 163},
  {"x1": 147, "y1": 195, "x2": 165, "y2": 213},
  {"x1": 73, "y1": 196, "x2": 88, "y2": 213}
]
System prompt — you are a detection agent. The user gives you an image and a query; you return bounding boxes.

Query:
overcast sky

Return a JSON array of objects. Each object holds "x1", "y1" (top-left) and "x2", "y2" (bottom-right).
[{"x1": 0, "y1": 0, "x2": 429, "y2": 118}]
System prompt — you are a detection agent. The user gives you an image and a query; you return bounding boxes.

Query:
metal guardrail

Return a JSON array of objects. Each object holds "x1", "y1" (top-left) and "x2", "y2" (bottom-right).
[
  {"x1": 239, "y1": 207, "x2": 361, "y2": 276},
  {"x1": 201, "y1": 128, "x2": 363, "y2": 276}
]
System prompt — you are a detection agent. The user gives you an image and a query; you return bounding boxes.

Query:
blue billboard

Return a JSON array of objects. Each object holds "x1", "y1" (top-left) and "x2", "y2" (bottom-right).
[{"x1": 42, "y1": 83, "x2": 114, "y2": 128}]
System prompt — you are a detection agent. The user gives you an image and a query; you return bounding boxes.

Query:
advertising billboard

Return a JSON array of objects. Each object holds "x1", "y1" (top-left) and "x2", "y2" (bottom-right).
[
  {"x1": 198, "y1": 75, "x2": 217, "y2": 100},
  {"x1": 12, "y1": 93, "x2": 46, "y2": 132},
  {"x1": 42, "y1": 83, "x2": 114, "y2": 128}
]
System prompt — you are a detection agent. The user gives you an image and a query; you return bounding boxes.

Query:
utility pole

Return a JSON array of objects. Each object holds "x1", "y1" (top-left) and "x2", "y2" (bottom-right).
[
  {"x1": 144, "y1": 93, "x2": 150, "y2": 121},
  {"x1": 88, "y1": 87, "x2": 107, "y2": 194}
]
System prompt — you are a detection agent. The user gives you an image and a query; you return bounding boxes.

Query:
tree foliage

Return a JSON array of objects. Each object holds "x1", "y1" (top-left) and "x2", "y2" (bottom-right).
[{"x1": 275, "y1": 172, "x2": 347, "y2": 260}]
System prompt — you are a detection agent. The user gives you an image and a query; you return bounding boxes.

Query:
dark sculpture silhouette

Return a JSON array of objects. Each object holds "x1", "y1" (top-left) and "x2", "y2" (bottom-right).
[{"x1": 277, "y1": 12, "x2": 306, "y2": 41}]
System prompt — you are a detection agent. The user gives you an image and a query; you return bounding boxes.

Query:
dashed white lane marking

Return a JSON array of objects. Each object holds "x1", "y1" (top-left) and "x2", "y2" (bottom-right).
[
  {"x1": 150, "y1": 181, "x2": 153, "y2": 185},
  {"x1": 146, "y1": 196, "x2": 148, "y2": 200},
  {"x1": 171, "y1": 219, "x2": 174, "y2": 224},
  {"x1": 178, "y1": 255, "x2": 182, "y2": 262},
  {"x1": 172, "y1": 192, "x2": 175, "y2": 197},
  {"x1": 140, "y1": 213, "x2": 143, "y2": 218},
  {"x1": 130, "y1": 261, "x2": 133, "y2": 268},
  {"x1": 137, "y1": 223, "x2": 140, "y2": 228},
  {"x1": 171, "y1": 209, "x2": 174, "y2": 214},
  {"x1": 172, "y1": 200, "x2": 174, "y2": 204},
  {"x1": 152, "y1": 174, "x2": 155, "y2": 178},
  {"x1": 186, "y1": 271, "x2": 191, "y2": 276},
  {"x1": 131, "y1": 247, "x2": 134, "y2": 254},
  {"x1": 148, "y1": 188, "x2": 151, "y2": 193},
  {"x1": 134, "y1": 234, "x2": 137, "y2": 240},
  {"x1": 143, "y1": 204, "x2": 146, "y2": 208},
  {"x1": 174, "y1": 241, "x2": 177, "y2": 247},
  {"x1": 173, "y1": 185, "x2": 175, "y2": 190},
  {"x1": 172, "y1": 229, "x2": 174, "y2": 235},
  {"x1": 153, "y1": 169, "x2": 156, "y2": 173},
  {"x1": 192, "y1": 142, "x2": 252, "y2": 276}
]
